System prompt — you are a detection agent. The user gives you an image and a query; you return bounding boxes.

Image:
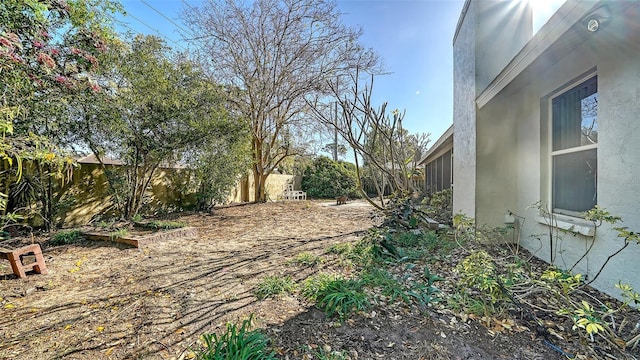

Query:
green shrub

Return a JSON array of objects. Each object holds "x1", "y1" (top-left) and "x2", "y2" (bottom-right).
[
  {"x1": 50, "y1": 229, "x2": 83, "y2": 246},
  {"x1": 301, "y1": 156, "x2": 360, "y2": 198},
  {"x1": 255, "y1": 276, "x2": 296, "y2": 299},
  {"x1": 197, "y1": 315, "x2": 276, "y2": 360}
]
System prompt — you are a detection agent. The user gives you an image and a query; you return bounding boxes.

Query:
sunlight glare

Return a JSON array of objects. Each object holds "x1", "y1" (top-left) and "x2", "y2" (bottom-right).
[{"x1": 529, "y1": 0, "x2": 566, "y2": 34}]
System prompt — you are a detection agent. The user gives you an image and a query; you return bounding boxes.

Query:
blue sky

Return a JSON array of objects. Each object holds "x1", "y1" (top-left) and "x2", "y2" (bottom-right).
[
  {"x1": 117, "y1": 0, "x2": 466, "y2": 143},
  {"x1": 116, "y1": 0, "x2": 566, "y2": 147}
]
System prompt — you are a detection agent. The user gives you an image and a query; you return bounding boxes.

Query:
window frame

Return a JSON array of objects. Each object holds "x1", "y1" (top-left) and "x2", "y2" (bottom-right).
[{"x1": 547, "y1": 73, "x2": 598, "y2": 218}]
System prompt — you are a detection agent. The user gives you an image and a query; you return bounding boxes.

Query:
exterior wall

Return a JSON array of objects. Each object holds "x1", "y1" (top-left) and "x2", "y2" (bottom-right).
[
  {"x1": 227, "y1": 173, "x2": 300, "y2": 203},
  {"x1": 475, "y1": 94, "x2": 518, "y2": 226},
  {"x1": 479, "y1": 1, "x2": 640, "y2": 299},
  {"x1": 60, "y1": 164, "x2": 299, "y2": 226},
  {"x1": 452, "y1": 0, "x2": 477, "y2": 217},
  {"x1": 60, "y1": 164, "x2": 197, "y2": 226},
  {"x1": 475, "y1": 0, "x2": 532, "y2": 94},
  {"x1": 453, "y1": 0, "x2": 532, "y2": 218}
]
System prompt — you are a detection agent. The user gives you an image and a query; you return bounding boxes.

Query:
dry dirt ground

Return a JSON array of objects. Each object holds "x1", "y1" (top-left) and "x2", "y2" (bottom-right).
[{"x1": 0, "y1": 201, "x2": 637, "y2": 359}]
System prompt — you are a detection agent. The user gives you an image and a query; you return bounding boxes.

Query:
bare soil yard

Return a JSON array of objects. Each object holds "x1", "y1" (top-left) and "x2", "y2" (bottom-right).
[{"x1": 0, "y1": 201, "x2": 638, "y2": 359}]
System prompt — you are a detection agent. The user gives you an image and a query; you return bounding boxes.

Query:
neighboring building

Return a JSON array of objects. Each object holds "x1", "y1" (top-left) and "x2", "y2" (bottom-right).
[
  {"x1": 419, "y1": 125, "x2": 453, "y2": 194},
  {"x1": 452, "y1": 0, "x2": 640, "y2": 299}
]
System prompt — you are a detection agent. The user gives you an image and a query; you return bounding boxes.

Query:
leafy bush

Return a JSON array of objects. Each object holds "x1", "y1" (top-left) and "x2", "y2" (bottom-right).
[
  {"x1": 197, "y1": 315, "x2": 276, "y2": 360},
  {"x1": 453, "y1": 250, "x2": 525, "y2": 316},
  {"x1": 50, "y1": 229, "x2": 83, "y2": 246},
  {"x1": 255, "y1": 276, "x2": 296, "y2": 299},
  {"x1": 302, "y1": 156, "x2": 360, "y2": 199}
]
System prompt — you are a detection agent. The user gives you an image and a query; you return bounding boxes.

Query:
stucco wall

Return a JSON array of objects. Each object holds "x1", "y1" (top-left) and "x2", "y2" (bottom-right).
[
  {"x1": 479, "y1": 2, "x2": 640, "y2": 299},
  {"x1": 452, "y1": 0, "x2": 477, "y2": 217},
  {"x1": 226, "y1": 173, "x2": 300, "y2": 203},
  {"x1": 475, "y1": 0, "x2": 532, "y2": 94},
  {"x1": 60, "y1": 164, "x2": 197, "y2": 226},
  {"x1": 475, "y1": 95, "x2": 518, "y2": 226}
]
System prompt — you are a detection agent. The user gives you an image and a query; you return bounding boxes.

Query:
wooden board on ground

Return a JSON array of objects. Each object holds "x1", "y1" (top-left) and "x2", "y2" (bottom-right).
[{"x1": 83, "y1": 227, "x2": 197, "y2": 248}]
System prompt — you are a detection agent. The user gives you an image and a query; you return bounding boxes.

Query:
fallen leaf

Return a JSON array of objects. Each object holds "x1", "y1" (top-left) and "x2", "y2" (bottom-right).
[
  {"x1": 3, "y1": 304, "x2": 15, "y2": 309},
  {"x1": 96, "y1": 326, "x2": 105, "y2": 332}
]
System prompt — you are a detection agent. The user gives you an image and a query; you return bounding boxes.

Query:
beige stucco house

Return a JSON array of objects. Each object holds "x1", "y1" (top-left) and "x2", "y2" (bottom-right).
[{"x1": 452, "y1": 0, "x2": 640, "y2": 299}]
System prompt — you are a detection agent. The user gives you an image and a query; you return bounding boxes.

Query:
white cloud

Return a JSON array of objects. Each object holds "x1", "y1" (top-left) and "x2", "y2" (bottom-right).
[{"x1": 415, "y1": 90, "x2": 420, "y2": 95}]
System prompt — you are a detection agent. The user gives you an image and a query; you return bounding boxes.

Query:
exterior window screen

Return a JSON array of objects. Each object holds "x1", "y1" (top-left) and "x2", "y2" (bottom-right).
[
  {"x1": 424, "y1": 150, "x2": 452, "y2": 193},
  {"x1": 551, "y1": 76, "x2": 598, "y2": 215}
]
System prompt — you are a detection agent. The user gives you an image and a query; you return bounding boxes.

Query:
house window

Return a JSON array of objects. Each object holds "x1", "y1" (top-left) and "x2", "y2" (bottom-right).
[{"x1": 551, "y1": 76, "x2": 598, "y2": 216}]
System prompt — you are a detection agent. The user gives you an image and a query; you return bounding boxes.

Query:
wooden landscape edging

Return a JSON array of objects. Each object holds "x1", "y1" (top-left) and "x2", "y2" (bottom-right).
[{"x1": 84, "y1": 226, "x2": 198, "y2": 248}]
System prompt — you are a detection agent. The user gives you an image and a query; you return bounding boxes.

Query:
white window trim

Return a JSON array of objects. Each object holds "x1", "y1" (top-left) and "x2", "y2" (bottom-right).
[
  {"x1": 535, "y1": 214, "x2": 595, "y2": 237},
  {"x1": 545, "y1": 71, "x2": 598, "y2": 220}
]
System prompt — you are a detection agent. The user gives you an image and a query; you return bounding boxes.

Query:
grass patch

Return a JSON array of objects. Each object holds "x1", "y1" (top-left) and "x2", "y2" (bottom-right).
[
  {"x1": 110, "y1": 228, "x2": 129, "y2": 240},
  {"x1": 300, "y1": 273, "x2": 338, "y2": 301},
  {"x1": 314, "y1": 278, "x2": 369, "y2": 321},
  {"x1": 255, "y1": 275, "x2": 296, "y2": 299},
  {"x1": 50, "y1": 229, "x2": 83, "y2": 246},
  {"x1": 196, "y1": 314, "x2": 276, "y2": 360},
  {"x1": 359, "y1": 267, "x2": 410, "y2": 303},
  {"x1": 325, "y1": 242, "x2": 353, "y2": 255},
  {"x1": 289, "y1": 252, "x2": 323, "y2": 267}
]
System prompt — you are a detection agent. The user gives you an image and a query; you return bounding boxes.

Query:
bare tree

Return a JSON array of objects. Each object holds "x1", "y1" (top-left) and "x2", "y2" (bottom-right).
[
  {"x1": 183, "y1": 0, "x2": 380, "y2": 201},
  {"x1": 308, "y1": 72, "x2": 430, "y2": 209}
]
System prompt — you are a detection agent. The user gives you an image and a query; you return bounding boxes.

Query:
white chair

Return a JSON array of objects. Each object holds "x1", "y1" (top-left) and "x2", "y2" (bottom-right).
[{"x1": 282, "y1": 184, "x2": 306, "y2": 201}]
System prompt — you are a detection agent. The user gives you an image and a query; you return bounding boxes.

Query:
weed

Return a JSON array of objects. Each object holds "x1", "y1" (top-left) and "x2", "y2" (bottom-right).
[
  {"x1": 325, "y1": 242, "x2": 353, "y2": 255},
  {"x1": 314, "y1": 278, "x2": 369, "y2": 321},
  {"x1": 50, "y1": 229, "x2": 83, "y2": 246},
  {"x1": 197, "y1": 314, "x2": 276, "y2": 360},
  {"x1": 359, "y1": 268, "x2": 410, "y2": 303},
  {"x1": 407, "y1": 267, "x2": 444, "y2": 309},
  {"x1": 132, "y1": 214, "x2": 143, "y2": 222},
  {"x1": 289, "y1": 252, "x2": 322, "y2": 267},
  {"x1": 145, "y1": 220, "x2": 186, "y2": 230},
  {"x1": 300, "y1": 273, "x2": 338, "y2": 301},
  {"x1": 110, "y1": 228, "x2": 129, "y2": 240},
  {"x1": 255, "y1": 276, "x2": 296, "y2": 299},
  {"x1": 454, "y1": 250, "x2": 509, "y2": 316},
  {"x1": 304, "y1": 344, "x2": 347, "y2": 360},
  {"x1": 97, "y1": 220, "x2": 113, "y2": 229}
]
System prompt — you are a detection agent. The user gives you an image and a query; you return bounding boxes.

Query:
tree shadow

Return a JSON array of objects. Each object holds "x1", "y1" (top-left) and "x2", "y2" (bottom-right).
[{"x1": 0, "y1": 213, "x2": 367, "y2": 359}]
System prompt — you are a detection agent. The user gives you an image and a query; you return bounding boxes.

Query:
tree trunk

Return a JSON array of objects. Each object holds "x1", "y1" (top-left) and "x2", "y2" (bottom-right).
[{"x1": 253, "y1": 167, "x2": 268, "y2": 202}]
